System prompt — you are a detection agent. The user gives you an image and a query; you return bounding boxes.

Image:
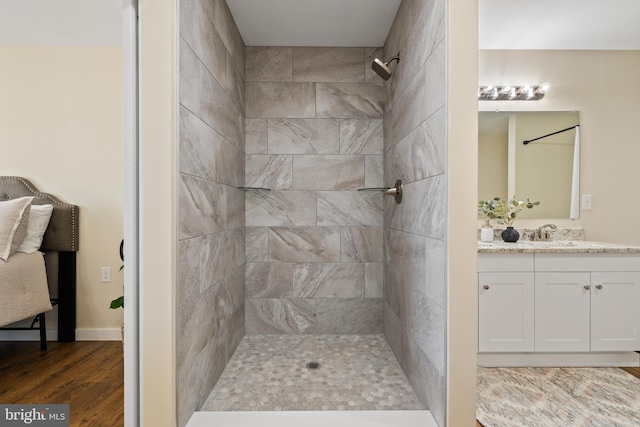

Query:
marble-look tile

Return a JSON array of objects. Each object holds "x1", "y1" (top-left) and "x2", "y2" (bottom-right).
[
  {"x1": 246, "y1": 82, "x2": 315, "y2": 118},
  {"x1": 307, "y1": 299, "x2": 384, "y2": 334},
  {"x1": 400, "y1": 175, "x2": 446, "y2": 239},
  {"x1": 245, "y1": 227, "x2": 268, "y2": 263},
  {"x1": 395, "y1": 0, "x2": 445, "y2": 100},
  {"x1": 246, "y1": 47, "x2": 292, "y2": 82},
  {"x1": 245, "y1": 155, "x2": 292, "y2": 190},
  {"x1": 179, "y1": 173, "x2": 226, "y2": 239},
  {"x1": 385, "y1": 40, "x2": 445, "y2": 146},
  {"x1": 292, "y1": 47, "x2": 364, "y2": 82},
  {"x1": 365, "y1": 47, "x2": 384, "y2": 82},
  {"x1": 292, "y1": 263, "x2": 364, "y2": 298},
  {"x1": 177, "y1": 280, "x2": 218, "y2": 370},
  {"x1": 340, "y1": 119, "x2": 383, "y2": 154},
  {"x1": 341, "y1": 227, "x2": 383, "y2": 262},
  {"x1": 178, "y1": 228, "x2": 245, "y2": 308},
  {"x1": 180, "y1": 0, "x2": 227, "y2": 90},
  {"x1": 365, "y1": 262, "x2": 384, "y2": 298},
  {"x1": 268, "y1": 119, "x2": 340, "y2": 154},
  {"x1": 179, "y1": 106, "x2": 243, "y2": 187},
  {"x1": 245, "y1": 119, "x2": 268, "y2": 154},
  {"x1": 365, "y1": 155, "x2": 384, "y2": 187},
  {"x1": 225, "y1": 266, "x2": 246, "y2": 354},
  {"x1": 180, "y1": 39, "x2": 243, "y2": 148},
  {"x1": 384, "y1": 301, "x2": 403, "y2": 361},
  {"x1": 406, "y1": 285, "x2": 445, "y2": 374},
  {"x1": 226, "y1": 186, "x2": 245, "y2": 230},
  {"x1": 384, "y1": 0, "x2": 412, "y2": 77},
  {"x1": 246, "y1": 298, "x2": 316, "y2": 334},
  {"x1": 246, "y1": 191, "x2": 316, "y2": 227},
  {"x1": 246, "y1": 263, "x2": 293, "y2": 298},
  {"x1": 292, "y1": 155, "x2": 364, "y2": 190},
  {"x1": 383, "y1": 228, "x2": 426, "y2": 325},
  {"x1": 224, "y1": 50, "x2": 245, "y2": 113},
  {"x1": 424, "y1": 237, "x2": 446, "y2": 308},
  {"x1": 316, "y1": 82, "x2": 384, "y2": 119},
  {"x1": 268, "y1": 227, "x2": 341, "y2": 263},
  {"x1": 317, "y1": 191, "x2": 382, "y2": 226},
  {"x1": 212, "y1": 0, "x2": 235, "y2": 57},
  {"x1": 384, "y1": 107, "x2": 445, "y2": 179}
]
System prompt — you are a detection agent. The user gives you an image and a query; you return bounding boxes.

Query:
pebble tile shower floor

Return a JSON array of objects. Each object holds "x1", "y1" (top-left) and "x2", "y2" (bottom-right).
[{"x1": 201, "y1": 335, "x2": 424, "y2": 411}]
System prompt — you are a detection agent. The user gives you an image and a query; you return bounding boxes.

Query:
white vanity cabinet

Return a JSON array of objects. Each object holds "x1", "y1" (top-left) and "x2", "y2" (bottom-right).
[{"x1": 478, "y1": 250, "x2": 640, "y2": 366}]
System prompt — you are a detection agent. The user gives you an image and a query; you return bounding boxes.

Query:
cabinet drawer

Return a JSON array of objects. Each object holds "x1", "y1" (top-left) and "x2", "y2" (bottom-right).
[
  {"x1": 535, "y1": 253, "x2": 640, "y2": 272},
  {"x1": 478, "y1": 253, "x2": 534, "y2": 272}
]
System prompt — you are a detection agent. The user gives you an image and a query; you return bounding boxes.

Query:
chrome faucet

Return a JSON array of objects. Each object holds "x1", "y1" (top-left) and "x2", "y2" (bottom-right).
[{"x1": 534, "y1": 224, "x2": 557, "y2": 241}]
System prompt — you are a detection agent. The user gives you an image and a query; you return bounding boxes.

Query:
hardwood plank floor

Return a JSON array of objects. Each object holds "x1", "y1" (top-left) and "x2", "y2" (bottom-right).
[
  {"x1": 0, "y1": 341, "x2": 123, "y2": 427},
  {"x1": 476, "y1": 366, "x2": 640, "y2": 427}
]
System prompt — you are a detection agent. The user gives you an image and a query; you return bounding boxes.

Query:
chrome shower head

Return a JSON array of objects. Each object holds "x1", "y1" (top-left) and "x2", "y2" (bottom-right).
[{"x1": 371, "y1": 54, "x2": 400, "y2": 81}]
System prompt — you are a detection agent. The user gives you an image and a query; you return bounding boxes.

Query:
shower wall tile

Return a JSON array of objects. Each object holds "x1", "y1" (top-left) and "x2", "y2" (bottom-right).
[
  {"x1": 245, "y1": 46, "x2": 385, "y2": 338},
  {"x1": 246, "y1": 191, "x2": 316, "y2": 227},
  {"x1": 306, "y1": 299, "x2": 384, "y2": 334},
  {"x1": 365, "y1": 262, "x2": 384, "y2": 298},
  {"x1": 268, "y1": 227, "x2": 341, "y2": 263},
  {"x1": 341, "y1": 227, "x2": 383, "y2": 262},
  {"x1": 365, "y1": 47, "x2": 384, "y2": 82},
  {"x1": 399, "y1": 175, "x2": 446, "y2": 239},
  {"x1": 340, "y1": 119, "x2": 383, "y2": 154},
  {"x1": 383, "y1": 1, "x2": 447, "y2": 421},
  {"x1": 246, "y1": 82, "x2": 316, "y2": 118},
  {"x1": 246, "y1": 47, "x2": 292, "y2": 82},
  {"x1": 292, "y1": 263, "x2": 364, "y2": 298},
  {"x1": 178, "y1": 3, "x2": 244, "y2": 425},
  {"x1": 245, "y1": 119, "x2": 268, "y2": 154},
  {"x1": 179, "y1": 106, "x2": 243, "y2": 186},
  {"x1": 384, "y1": 108, "x2": 445, "y2": 181},
  {"x1": 245, "y1": 227, "x2": 268, "y2": 263},
  {"x1": 268, "y1": 119, "x2": 340, "y2": 154},
  {"x1": 245, "y1": 155, "x2": 292, "y2": 190},
  {"x1": 180, "y1": 0, "x2": 228, "y2": 90},
  {"x1": 317, "y1": 192, "x2": 382, "y2": 226},
  {"x1": 293, "y1": 47, "x2": 364, "y2": 82},
  {"x1": 316, "y1": 82, "x2": 384, "y2": 118},
  {"x1": 365, "y1": 155, "x2": 384, "y2": 187},
  {"x1": 246, "y1": 298, "x2": 316, "y2": 334},
  {"x1": 246, "y1": 263, "x2": 293, "y2": 298},
  {"x1": 292, "y1": 155, "x2": 364, "y2": 190},
  {"x1": 180, "y1": 38, "x2": 243, "y2": 148}
]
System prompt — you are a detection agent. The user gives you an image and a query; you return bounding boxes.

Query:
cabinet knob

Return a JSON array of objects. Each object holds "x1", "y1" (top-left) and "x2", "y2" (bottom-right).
[
  {"x1": 595, "y1": 284, "x2": 603, "y2": 290},
  {"x1": 583, "y1": 285, "x2": 591, "y2": 290},
  {"x1": 483, "y1": 285, "x2": 490, "y2": 290}
]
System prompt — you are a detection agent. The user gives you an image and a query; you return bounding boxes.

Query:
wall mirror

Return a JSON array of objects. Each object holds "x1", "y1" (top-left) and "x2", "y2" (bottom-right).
[{"x1": 478, "y1": 111, "x2": 581, "y2": 220}]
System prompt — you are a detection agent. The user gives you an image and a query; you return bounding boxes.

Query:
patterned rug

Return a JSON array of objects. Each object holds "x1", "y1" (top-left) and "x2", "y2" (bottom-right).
[{"x1": 477, "y1": 367, "x2": 640, "y2": 427}]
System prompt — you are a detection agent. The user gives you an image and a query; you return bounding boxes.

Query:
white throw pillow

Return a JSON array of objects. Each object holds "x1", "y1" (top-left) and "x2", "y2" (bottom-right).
[
  {"x1": 0, "y1": 196, "x2": 33, "y2": 261},
  {"x1": 18, "y1": 204, "x2": 54, "y2": 253}
]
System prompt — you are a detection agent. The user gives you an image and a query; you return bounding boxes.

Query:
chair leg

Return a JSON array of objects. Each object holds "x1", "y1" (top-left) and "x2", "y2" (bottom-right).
[{"x1": 39, "y1": 313, "x2": 47, "y2": 351}]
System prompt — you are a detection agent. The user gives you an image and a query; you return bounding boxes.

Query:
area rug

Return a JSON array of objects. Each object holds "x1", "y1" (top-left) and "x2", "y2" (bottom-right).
[{"x1": 477, "y1": 367, "x2": 640, "y2": 427}]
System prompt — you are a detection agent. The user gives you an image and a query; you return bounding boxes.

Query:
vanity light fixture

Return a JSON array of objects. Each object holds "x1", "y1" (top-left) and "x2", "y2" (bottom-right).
[{"x1": 478, "y1": 82, "x2": 550, "y2": 101}]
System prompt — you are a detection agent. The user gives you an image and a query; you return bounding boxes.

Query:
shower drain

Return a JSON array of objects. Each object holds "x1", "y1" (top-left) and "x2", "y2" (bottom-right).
[{"x1": 306, "y1": 362, "x2": 320, "y2": 370}]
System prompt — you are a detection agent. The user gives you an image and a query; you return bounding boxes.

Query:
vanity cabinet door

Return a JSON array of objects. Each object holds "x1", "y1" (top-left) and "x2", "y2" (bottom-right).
[
  {"x1": 535, "y1": 272, "x2": 591, "y2": 352},
  {"x1": 478, "y1": 272, "x2": 535, "y2": 352},
  {"x1": 590, "y1": 272, "x2": 640, "y2": 351}
]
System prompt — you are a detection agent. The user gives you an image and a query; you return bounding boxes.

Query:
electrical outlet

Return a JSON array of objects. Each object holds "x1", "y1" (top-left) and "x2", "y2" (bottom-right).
[
  {"x1": 101, "y1": 267, "x2": 111, "y2": 283},
  {"x1": 582, "y1": 195, "x2": 592, "y2": 210}
]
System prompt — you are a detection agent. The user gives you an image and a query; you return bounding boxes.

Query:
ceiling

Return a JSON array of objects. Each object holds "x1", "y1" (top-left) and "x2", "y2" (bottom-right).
[
  {"x1": 226, "y1": 0, "x2": 401, "y2": 47},
  {"x1": 0, "y1": 0, "x2": 638, "y2": 49}
]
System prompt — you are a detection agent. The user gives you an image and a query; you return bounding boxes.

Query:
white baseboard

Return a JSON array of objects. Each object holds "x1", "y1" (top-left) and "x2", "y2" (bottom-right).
[
  {"x1": 0, "y1": 328, "x2": 122, "y2": 342},
  {"x1": 478, "y1": 352, "x2": 640, "y2": 367}
]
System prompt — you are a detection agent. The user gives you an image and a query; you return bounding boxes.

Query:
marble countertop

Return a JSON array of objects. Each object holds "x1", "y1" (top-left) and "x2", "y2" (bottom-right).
[{"x1": 478, "y1": 240, "x2": 640, "y2": 254}]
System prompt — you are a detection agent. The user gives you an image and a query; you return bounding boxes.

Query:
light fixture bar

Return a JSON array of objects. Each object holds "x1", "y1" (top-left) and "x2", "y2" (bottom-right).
[{"x1": 478, "y1": 83, "x2": 549, "y2": 101}]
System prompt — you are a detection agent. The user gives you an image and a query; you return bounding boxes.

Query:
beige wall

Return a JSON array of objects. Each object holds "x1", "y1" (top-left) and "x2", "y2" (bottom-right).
[
  {"x1": 0, "y1": 46, "x2": 124, "y2": 333},
  {"x1": 479, "y1": 50, "x2": 640, "y2": 245}
]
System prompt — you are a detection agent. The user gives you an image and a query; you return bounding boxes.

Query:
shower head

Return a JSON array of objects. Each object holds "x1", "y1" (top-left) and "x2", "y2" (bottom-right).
[{"x1": 371, "y1": 54, "x2": 400, "y2": 81}]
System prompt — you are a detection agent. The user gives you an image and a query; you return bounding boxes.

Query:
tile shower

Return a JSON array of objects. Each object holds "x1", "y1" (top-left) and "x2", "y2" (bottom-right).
[{"x1": 177, "y1": 0, "x2": 447, "y2": 426}]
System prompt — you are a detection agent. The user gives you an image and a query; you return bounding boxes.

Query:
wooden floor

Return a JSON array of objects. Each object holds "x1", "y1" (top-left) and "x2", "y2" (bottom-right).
[
  {"x1": 476, "y1": 366, "x2": 640, "y2": 427},
  {"x1": 0, "y1": 341, "x2": 123, "y2": 427}
]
